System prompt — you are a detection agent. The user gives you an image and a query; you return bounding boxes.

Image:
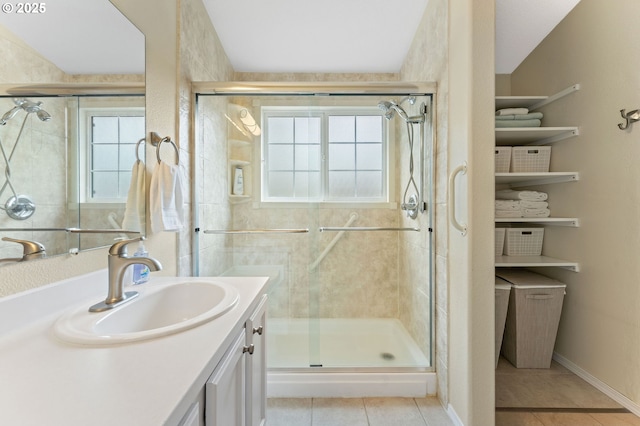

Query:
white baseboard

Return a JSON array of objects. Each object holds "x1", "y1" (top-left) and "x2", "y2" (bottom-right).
[
  {"x1": 446, "y1": 403, "x2": 464, "y2": 426},
  {"x1": 553, "y1": 352, "x2": 640, "y2": 416}
]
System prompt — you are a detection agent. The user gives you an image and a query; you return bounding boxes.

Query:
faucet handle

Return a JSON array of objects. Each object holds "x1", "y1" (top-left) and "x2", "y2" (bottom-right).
[
  {"x1": 1, "y1": 237, "x2": 46, "y2": 259},
  {"x1": 108, "y1": 236, "x2": 144, "y2": 257}
]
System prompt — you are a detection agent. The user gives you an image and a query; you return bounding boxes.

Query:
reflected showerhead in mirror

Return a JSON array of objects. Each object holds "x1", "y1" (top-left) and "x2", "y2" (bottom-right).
[
  {"x1": 0, "y1": 106, "x2": 21, "y2": 125},
  {"x1": 0, "y1": 98, "x2": 51, "y2": 124},
  {"x1": 36, "y1": 109, "x2": 51, "y2": 122}
]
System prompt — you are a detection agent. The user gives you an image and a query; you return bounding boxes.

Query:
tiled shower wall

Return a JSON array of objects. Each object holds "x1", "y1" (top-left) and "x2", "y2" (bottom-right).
[
  {"x1": 401, "y1": 0, "x2": 449, "y2": 406},
  {"x1": 178, "y1": 0, "x2": 235, "y2": 276}
]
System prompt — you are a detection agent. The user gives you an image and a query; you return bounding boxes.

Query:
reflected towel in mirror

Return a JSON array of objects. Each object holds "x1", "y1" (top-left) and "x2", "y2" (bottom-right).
[{"x1": 122, "y1": 159, "x2": 145, "y2": 232}]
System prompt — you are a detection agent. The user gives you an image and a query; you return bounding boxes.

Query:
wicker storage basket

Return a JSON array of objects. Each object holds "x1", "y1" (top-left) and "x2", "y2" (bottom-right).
[
  {"x1": 495, "y1": 146, "x2": 512, "y2": 173},
  {"x1": 511, "y1": 146, "x2": 551, "y2": 172},
  {"x1": 495, "y1": 228, "x2": 506, "y2": 256},
  {"x1": 504, "y1": 228, "x2": 544, "y2": 256}
]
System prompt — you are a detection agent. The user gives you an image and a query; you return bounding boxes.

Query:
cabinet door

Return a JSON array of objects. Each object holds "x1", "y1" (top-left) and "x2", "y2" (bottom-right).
[
  {"x1": 178, "y1": 402, "x2": 202, "y2": 426},
  {"x1": 245, "y1": 295, "x2": 268, "y2": 426},
  {"x1": 206, "y1": 331, "x2": 246, "y2": 426}
]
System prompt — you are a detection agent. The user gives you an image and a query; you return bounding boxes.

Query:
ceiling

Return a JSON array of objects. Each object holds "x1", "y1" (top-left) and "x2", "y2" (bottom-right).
[
  {"x1": 204, "y1": 0, "x2": 581, "y2": 74},
  {"x1": 0, "y1": 0, "x2": 144, "y2": 75},
  {"x1": 0, "y1": 0, "x2": 580, "y2": 76},
  {"x1": 495, "y1": 0, "x2": 580, "y2": 73}
]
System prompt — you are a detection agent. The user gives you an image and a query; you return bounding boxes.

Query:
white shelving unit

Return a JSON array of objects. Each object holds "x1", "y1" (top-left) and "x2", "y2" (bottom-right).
[
  {"x1": 496, "y1": 172, "x2": 579, "y2": 186},
  {"x1": 495, "y1": 84, "x2": 580, "y2": 272},
  {"x1": 495, "y1": 127, "x2": 579, "y2": 146},
  {"x1": 495, "y1": 255, "x2": 579, "y2": 272}
]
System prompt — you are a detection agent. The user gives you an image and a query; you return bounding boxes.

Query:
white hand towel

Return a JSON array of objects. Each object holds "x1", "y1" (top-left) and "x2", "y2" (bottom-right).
[
  {"x1": 522, "y1": 208, "x2": 551, "y2": 218},
  {"x1": 496, "y1": 189, "x2": 548, "y2": 201},
  {"x1": 150, "y1": 160, "x2": 185, "y2": 233},
  {"x1": 121, "y1": 160, "x2": 145, "y2": 232},
  {"x1": 496, "y1": 108, "x2": 528, "y2": 116}
]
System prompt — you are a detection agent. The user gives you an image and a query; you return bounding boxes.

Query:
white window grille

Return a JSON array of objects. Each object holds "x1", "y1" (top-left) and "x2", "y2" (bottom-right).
[{"x1": 262, "y1": 107, "x2": 387, "y2": 203}]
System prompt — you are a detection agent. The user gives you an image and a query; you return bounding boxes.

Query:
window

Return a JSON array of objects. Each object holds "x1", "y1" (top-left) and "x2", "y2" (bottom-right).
[
  {"x1": 80, "y1": 108, "x2": 145, "y2": 202},
  {"x1": 262, "y1": 107, "x2": 387, "y2": 203}
]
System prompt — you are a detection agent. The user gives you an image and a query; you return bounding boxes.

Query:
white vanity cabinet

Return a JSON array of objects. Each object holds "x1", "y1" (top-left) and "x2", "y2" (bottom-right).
[
  {"x1": 245, "y1": 295, "x2": 267, "y2": 426},
  {"x1": 205, "y1": 295, "x2": 267, "y2": 426}
]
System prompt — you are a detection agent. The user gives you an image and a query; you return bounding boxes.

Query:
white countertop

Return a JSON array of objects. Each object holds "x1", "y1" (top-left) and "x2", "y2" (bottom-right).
[{"x1": 0, "y1": 270, "x2": 268, "y2": 426}]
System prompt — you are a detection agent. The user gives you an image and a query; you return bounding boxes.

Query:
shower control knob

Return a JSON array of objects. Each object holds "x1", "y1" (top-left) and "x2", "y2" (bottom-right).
[
  {"x1": 252, "y1": 326, "x2": 263, "y2": 335},
  {"x1": 243, "y1": 344, "x2": 255, "y2": 355}
]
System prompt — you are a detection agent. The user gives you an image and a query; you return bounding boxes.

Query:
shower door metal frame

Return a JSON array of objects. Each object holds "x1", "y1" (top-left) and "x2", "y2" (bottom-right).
[{"x1": 192, "y1": 82, "x2": 437, "y2": 371}]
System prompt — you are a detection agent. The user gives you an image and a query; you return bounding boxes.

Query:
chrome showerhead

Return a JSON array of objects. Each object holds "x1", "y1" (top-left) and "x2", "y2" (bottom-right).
[
  {"x1": 0, "y1": 106, "x2": 21, "y2": 125},
  {"x1": 398, "y1": 96, "x2": 416, "y2": 106},
  {"x1": 378, "y1": 100, "x2": 410, "y2": 122},
  {"x1": 377, "y1": 100, "x2": 397, "y2": 120},
  {"x1": 36, "y1": 109, "x2": 51, "y2": 122},
  {"x1": 19, "y1": 100, "x2": 44, "y2": 113},
  {"x1": 0, "y1": 98, "x2": 51, "y2": 125},
  {"x1": 377, "y1": 98, "x2": 425, "y2": 124}
]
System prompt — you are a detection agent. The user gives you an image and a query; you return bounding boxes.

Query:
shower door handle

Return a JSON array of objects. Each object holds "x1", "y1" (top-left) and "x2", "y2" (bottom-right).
[{"x1": 448, "y1": 162, "x2": 468, "y2": 236}]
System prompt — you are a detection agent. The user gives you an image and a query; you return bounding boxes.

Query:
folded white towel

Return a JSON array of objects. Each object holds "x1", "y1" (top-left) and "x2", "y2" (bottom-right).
[
  {"x1": 495, "y1": 200, "x2": 520, "y2": 210},
  {"x1": 522, "y1": 208, "x2": 551, "y2": 218},
  {"x1": 495, "y1": 119, "x2": 542, "y2": 128},
  {"x1": 496, "y1": 189, "x2": 548, "y2": 201},
  {"x1": 495, "y1": 210, "x2": 522, "y2": 218},
  {"x1": 150, "y1": 160, "x2": 186, "y2": 233},
  {"x1": 519, "y1": 201, "x2": 548, "y2": 209},
  {"x1": 121, "y1": 160, "x2": 145, "y2": 232},
  {"x1": 495, "y1": 112, "x2": 544, "y2": 121},
  {"x1": 496, "y1": 108, "x2": 528, "y2": 116}
]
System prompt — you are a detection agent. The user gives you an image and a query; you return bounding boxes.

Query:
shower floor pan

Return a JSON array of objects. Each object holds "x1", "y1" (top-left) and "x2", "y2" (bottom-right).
[{"x1": 267, "y1": 318, "x2": 435, "y2": 397}]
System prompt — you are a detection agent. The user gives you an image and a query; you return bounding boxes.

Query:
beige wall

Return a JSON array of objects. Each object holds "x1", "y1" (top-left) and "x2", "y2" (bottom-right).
[
  {"x1": 447, "y1": 0, "x2": 495, "y2": 424},
  {"x1": 511, "y1": 0, "x2": 640, "y2": 407}
]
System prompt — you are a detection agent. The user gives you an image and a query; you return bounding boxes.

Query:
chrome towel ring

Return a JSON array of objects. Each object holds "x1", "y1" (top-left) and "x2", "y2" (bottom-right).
[{"x1": 150, "y1": 132, "x2": 179, "y2": 165}]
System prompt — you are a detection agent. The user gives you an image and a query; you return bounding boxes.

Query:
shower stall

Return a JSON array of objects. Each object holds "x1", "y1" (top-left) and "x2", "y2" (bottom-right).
[{"x1": 193, "y1": 82, "x2": 436, "y2": 397}]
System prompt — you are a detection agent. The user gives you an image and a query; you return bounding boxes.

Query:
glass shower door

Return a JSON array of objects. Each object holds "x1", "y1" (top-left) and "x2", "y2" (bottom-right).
[{"x1": 193, "y1": 90, "x2": 434, "y2": 372}]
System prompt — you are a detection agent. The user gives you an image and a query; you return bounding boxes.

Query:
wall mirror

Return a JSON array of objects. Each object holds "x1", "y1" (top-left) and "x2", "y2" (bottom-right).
[{"x1": 0, "y1": 0, "x2": 145, "y2": 261}]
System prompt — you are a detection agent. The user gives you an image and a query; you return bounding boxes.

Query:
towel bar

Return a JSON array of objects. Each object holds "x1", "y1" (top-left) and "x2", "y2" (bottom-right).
[{"x1": 203, "y1": 229, "x2": 309, "y2": 234}]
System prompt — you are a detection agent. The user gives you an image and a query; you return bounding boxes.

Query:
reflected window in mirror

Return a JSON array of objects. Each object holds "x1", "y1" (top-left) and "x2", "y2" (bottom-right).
[{"x1": 79, "y1": 105, "x2": 145, "y2": 202}]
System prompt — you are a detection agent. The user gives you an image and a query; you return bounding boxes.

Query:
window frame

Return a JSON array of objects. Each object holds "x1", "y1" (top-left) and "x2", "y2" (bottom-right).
[
  {"x1": 260, "y1": 106, "x2": 392, "y2": 205},
  {"x1": 79, "y1": 106, "x2": 145, "y2": 204}
]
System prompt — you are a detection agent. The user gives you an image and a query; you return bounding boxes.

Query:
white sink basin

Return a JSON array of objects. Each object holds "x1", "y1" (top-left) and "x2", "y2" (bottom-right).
[{"x1": 54, "y1": 280, "x2": 239, "y2": 345}]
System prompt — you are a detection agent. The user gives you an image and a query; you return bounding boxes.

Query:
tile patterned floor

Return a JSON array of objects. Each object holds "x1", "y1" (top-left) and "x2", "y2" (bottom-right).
[
  {"x1": 267, "y1": 359, "x2": 640, "y2": 425},
  {"x1": 496, "y1": 358, "x2": 623, "y2": 409},
  {"x1": 496, "y1": 357, "x2": 640, "y2": 425},
  {"x1": 266, "y1": 397, "x2": 454, "y2": 426}
]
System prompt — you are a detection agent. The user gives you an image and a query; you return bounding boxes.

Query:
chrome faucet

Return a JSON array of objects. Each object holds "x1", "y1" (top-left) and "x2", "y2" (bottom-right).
[
  {"x1": 0, "y1": 237, "x2": 46, "y2": 264},
  {"x1": 89, "y1": 237, "x2": 162, "y2": 313}
]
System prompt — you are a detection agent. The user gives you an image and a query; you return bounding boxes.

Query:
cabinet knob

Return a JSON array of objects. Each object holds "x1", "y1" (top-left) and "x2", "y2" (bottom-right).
[
  {"x1": 252, "y1": 326, "x2": 263, "y2": 335},
  {"x1": 243, "y1": 344, "x2": 255, "y2": 355}
]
